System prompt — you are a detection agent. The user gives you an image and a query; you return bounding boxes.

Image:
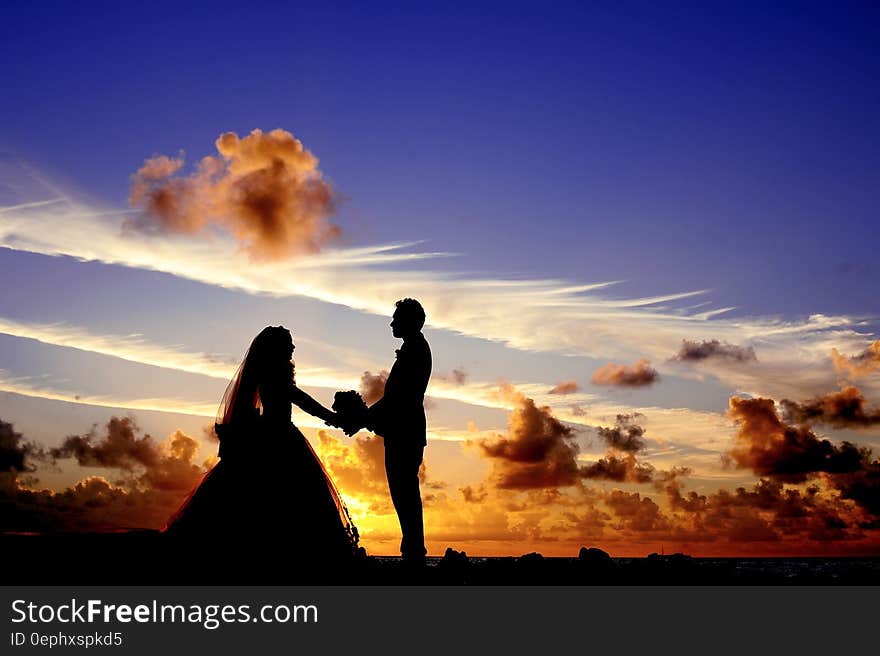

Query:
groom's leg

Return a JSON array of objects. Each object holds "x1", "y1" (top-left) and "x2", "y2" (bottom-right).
[{"x1": 385, "y1": 442, "x2": 426, "y2": 560}]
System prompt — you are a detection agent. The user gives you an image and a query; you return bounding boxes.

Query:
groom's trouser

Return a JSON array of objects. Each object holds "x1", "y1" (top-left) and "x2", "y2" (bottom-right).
[{"x1": 384, "y1": 441, "x2": 426, "y2": 559}]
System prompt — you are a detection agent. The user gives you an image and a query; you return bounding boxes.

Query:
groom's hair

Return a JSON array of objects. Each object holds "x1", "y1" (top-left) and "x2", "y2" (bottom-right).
[{"x1": 395, "y1": 298, "x2": 426, "y2": 331}]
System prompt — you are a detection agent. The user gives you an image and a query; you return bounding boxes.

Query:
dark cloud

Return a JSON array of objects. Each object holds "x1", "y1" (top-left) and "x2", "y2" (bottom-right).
[
  {"x1": 728, "y1": 396, "x2": 880, "y2": 518},
  {"x1": 664, "y1": 477, "x2": 868, "y2": 544},
  {"x1": 605, "y1": 490, "x2": 671, "y2": 532},
  {"x1": 549, "y1": 381, "x2": 580, "y2": 395},
  {"x1": 828, "y1": 462, "x2": 880, "y2": 516},
  {"x1": 477, "y1": 387, "x2": 580, "y2": 489},
  {"x1": 128, "y1": 129, "x2": 339, "y2": 260},
  {"x1": 558, "y1": 506, "x2": 610, "y2": 539},
  {"x1": 359, "y1": 370, "x2": 388, "y2": 406},
  {"x1": 534, "y1": 474, "x2": 873, "y2": 547},
  {"x1": 780, "y1": 386, "x2": 880, "y2": 429},
  {"x1": 1, "y1": 418, "x2": 209, "y2": 532},
  {"x1": 672, "y1": 339, "x2": 757, "y2": 363},
  {"x1": 476, "y1": 388, "x2": 678, "y2": 490},
  {"x1": 581, "y1": 453, "x2": 655, "y2": 483},
  {"x1": 729, "y1": 396, "x2": 868, "y2": 483},
  {"x1": 50, "y1": 417, "x2": 160, "y2": 471},
  {"x1": 49, "y1": 419, "x2": 205, "y2": 495},
  {"x1": 591, "y1": 359, "x2": 659, "y2": 387},
  {"x1": 0, "y1": 419, "x2": 44, "y2": 473},
  {"x1": 596, "y1": 414, "x2": 646, "y2": 453}
]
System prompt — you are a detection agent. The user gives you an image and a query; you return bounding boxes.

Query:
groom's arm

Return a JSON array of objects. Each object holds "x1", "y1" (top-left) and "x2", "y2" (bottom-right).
[{"x1": 364, "y1": 396, "x2": 387, "y2": 433}]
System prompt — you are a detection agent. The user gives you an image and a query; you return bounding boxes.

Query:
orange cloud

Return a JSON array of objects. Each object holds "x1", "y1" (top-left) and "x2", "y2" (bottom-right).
[
  {"x1": 476, "y1": 388, "x2": 580, "y2": 489},
  {"x1": 728, "y1": 396, "x2": 867, "y2": 483},
  {"x1": 359, "y1": 370, "x2": 388, "y2": 406},
  {"x1": 315, "y1": 430, "x2": 391, "y2": 513},
  {"x1": 663, "y1": 477, "x2": 870, "y2": 546},
  {"x1": 2, "y1": 418, "x2": 210, "y2": 532},
  {"x1": 832, "y1": 341, "x2": 880, "y2": 380},
  {"x1": 549, "y1": 381, "x2": 580, "y2": 395},
  {"x1": 128, "y1": 128, "x2": 339, "y2": 260},
  {"x1": 591, "y1": 358, "x2": 659, "y2": 387}
]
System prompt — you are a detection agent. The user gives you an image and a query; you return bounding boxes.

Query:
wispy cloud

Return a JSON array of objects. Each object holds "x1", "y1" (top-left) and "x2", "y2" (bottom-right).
[
  {"x1": 0, "y1": 316, "x2": 362, "y2": 389},
  {"x1": 0, "y1": 371, "x2": 218, "y2": 417},
  {"x1": 0, "y1": 370, "x2": 474, "y2": 443},
  {"x1": 0, "y1": 176, "x2": 875, "y2": 404},
  {"x1": 0, "y1": 317, "x2": 237, "y2": 379},
  {"x1": 0, "y1": 317, "x2": 742, "y2": 461}
]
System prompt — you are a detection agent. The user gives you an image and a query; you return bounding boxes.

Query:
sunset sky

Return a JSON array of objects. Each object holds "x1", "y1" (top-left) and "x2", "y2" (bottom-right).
[{"x1": 1, "y1": 2, "x2": 879, "y2": 557}]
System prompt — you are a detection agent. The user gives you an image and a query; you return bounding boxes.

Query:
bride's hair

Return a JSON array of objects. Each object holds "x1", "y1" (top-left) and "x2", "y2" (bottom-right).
[{"x1": 217, "y1": 326, "x2": 293, "y2": 427}]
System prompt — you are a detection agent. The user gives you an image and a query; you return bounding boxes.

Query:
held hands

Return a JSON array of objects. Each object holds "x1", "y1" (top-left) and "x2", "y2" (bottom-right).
[
  {"x1": 324, "y1": 412, "x2": 363, "y2": 437},
  {"x1": 343, "y1": 421, "x2": 364, "y2": 437},
  {"x1": 330, "y1": 390, "x2": 370, "y2": 438}
]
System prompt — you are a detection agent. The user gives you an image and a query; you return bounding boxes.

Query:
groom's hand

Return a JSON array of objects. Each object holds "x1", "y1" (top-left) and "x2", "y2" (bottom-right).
[
  {"x1": 324, "y1": 412, "x2": 344, "y2": 430},
  {"x1": 343, "y1": 421, "x2": 363, "y2": 437}
]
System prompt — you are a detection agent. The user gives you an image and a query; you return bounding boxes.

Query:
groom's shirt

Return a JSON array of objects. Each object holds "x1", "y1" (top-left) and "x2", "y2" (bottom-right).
[{"x1": 368, "y1": 332, "x2": 432, "y2": 446}]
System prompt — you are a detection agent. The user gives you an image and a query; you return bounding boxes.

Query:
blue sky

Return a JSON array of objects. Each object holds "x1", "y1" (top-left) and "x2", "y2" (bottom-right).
[{"x1": 3, "y1": 1, "x2": 877, "y2": 316}]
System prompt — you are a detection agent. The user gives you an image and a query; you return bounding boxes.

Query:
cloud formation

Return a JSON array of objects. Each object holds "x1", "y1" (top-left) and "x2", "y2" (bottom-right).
[
  {"x1": 672, "y1": 339, "x2": 757, "y2": 363},
  {"x1": 476, "y1": 386, "x2": 580, "y2": 489},
  {"x1": 0, "y1": 419, "x2": 43, "y2": 474},
  {"x1": 50, "y1": 417, "x2": 206, "y2": 493},
  {"x1": 728, "y1": 396, "x2": 868, "y2": 483},
  {"x1": 832, "y1": 341, "x2": 880, "y2": 380},
  {"x1": 591, "y1": 359, "x2": 659, "y2": 387},
  {"x1": 727, "y1": 395, "x2": 880, "y2": 519},
  {"x1": 359, "y1": 370, "x2": 388, "y2": 405},
  {"x1": 50, "y1": 416, "x2": 160, "y2": 471},
  {"x1": 476, "y1": 387, "x2": 686, "y2": 491},
  {"x1": 581, "y1": 453, "x2": 655, "y2": 483},
  {"x1": 1, "y1": 417, "x2": 209, "y2": 531},
  {"x1": 2, "y1": 180, "x2": 872, "y2": 407},
  {"x1": 595, "y1": 414, "x2": 646, "y2": 453},
  {"x1": 315, "y1": 430, "x2": 391, "y2": 513},
  {"x1": 128, "y1": 129, "x2": 339, "y2": 260},
  {"x1": 663, "y1": 477, "x2": 870, "y2": 545},
  {"x1": 0, "y1": 316, "x2": 238, "y2": 380},
  {"x1": 780, "y1": 386, "x2": 880, "y2": 429},
  {"x1": 549, "y1": 381, "x2": 580, "y2": 395}
]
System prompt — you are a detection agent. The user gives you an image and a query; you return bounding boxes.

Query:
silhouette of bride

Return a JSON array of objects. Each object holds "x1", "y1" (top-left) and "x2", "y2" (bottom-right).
[{"x1": 164, "y1": 326, "x2": 358, "y2": 575}]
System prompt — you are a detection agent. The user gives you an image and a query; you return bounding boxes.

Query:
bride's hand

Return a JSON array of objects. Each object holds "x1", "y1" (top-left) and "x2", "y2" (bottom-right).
[{"x1": 324, "y1": 412, "x2": 343, "y2": 429}]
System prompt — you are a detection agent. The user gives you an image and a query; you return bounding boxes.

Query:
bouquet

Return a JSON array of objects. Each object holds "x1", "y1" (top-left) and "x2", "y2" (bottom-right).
[{"x1": 332, "y1": 390, "x2": 369, "y2": 436}]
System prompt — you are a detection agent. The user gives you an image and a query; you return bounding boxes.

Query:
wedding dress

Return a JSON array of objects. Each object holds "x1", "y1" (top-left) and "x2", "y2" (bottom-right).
[{"x1": 163, "y1": 327, "x2": 358, "y2": 573}]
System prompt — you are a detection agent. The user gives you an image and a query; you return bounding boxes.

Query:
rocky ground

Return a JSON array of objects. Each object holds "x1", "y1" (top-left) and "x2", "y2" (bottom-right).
[{"x1": 3, "y1": 532, "x2": 879, "y2": 585}]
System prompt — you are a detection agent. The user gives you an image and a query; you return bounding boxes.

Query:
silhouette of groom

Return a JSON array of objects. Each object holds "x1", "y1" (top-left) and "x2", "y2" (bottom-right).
[{"x1": 365, "y1": 298, "x2": 432, "y2": 562}]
